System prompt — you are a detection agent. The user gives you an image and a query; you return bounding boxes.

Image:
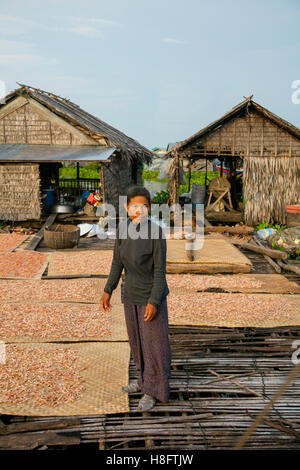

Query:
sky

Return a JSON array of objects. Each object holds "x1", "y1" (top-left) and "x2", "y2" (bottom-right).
[{"x1": 0, "y1": 0, "x2": 299, "y2": 149}]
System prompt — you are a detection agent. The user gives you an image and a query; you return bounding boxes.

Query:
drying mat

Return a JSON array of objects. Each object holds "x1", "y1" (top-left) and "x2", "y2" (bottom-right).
[
  {"x1": 47, "y1": 250, "x2": 114, "y2": 276},
  {"x1": 0, "y1": 278, "x2": 121, "y2": 304},
  {"x1": 166, "y1": 238, "x2": 252, "y2": 266},
  {"x1": 0, "y1": 342, "x2": 130, "y2": 416},
  {"x1": 0, "y1": 233, "x2": 30, "y2": 253},
  {"x1": 0, "y1": 302, "x2": 111, "y2": 343},
  {"x1": 166, "y1": 273, "x2": 300, "y2": 294},
  {"x1": 167, "y1": 292, "x2": 300, "y2": 327},
  {"x1": 0, "y1": 300, "x2": 127, "y2": 343},
  {"x1": 108, "y1": 303, "x2": 128, "y2": 342},
  {"x1": 0, "y1": 251, "x2": 49, "y2": 280}
]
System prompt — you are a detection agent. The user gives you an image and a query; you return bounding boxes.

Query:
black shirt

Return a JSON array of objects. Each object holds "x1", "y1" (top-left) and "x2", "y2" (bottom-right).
[{"x1": 104, "y1": 216, "x2": 169, "y2": 307}]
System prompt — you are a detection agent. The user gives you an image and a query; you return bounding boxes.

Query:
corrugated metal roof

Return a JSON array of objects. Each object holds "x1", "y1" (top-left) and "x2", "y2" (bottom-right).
[{"x1": 0, "y1": 145, "x2": 116, "y2": 162}]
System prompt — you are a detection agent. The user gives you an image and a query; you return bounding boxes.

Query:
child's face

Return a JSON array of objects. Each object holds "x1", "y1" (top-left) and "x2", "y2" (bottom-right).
[{"x1": 125, "y1": 196, "x2": 150, "y2": 223}]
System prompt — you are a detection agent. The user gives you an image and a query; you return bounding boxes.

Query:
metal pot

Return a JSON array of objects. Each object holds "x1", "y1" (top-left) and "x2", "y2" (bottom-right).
[{"x1": 51, "y1": 204, "x2": 74, "y2": 214}]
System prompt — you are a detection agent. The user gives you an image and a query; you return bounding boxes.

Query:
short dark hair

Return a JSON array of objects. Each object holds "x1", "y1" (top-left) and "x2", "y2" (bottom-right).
[{"x1": 126, "y1": 185, "x2": 151, "y2": 206}]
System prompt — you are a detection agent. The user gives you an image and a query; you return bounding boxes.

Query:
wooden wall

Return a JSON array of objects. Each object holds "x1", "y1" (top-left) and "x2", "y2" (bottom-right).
[
  {"x1": 188, "y1": 111, "x2": 300, "y2": 158},
  {"x1": 0, "y1": 101, "x2": 93, "y2": 146}
]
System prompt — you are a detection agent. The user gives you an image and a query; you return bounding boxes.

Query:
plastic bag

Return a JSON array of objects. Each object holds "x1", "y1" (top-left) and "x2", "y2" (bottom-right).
[
  {"x1": 267, "y1": 226, "x2": 300, "y2": 256},
  {"x1": 158, "y1": 159, "x2": 173, "y2": 180},
  {"x1": 256, "y1": 228, "x2": 277, "y2": 240},
  {"x1": 158, "y1": 158, "x2": 186, "y2": 185}
]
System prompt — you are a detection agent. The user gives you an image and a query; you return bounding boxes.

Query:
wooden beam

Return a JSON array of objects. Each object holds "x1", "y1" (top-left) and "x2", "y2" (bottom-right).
[
  {"x1": 260, "y1": 120, "x2": 264, "y2": 157},
  {"x1": 25, "y1": 214, "x2": 57, "y2": 251},
  {"x1": 0, "y1": 96, "x2": 28, "y2": 120},
  {"x1": 232, "y1": 119, "x2": 236, "y2": 156},
  {"x1": 230, "y1": 239, "x2": 288, "y2": 260},
  {"x1": 166, "y1": 263, "x2": 251, "y2": 274}
]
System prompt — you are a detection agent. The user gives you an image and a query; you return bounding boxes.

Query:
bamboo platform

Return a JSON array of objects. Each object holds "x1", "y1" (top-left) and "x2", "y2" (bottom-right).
[
  {"x1": 1, "y1": 229, "x2": 300, "y2": 449},
  {"x1": 1, "y1": 325, "x2": 300, "y2": 450}
]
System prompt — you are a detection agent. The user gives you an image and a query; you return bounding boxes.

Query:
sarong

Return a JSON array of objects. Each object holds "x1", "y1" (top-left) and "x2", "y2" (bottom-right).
[{"x1": 123, "y1": 297, "x2": 172, "y2": 402}]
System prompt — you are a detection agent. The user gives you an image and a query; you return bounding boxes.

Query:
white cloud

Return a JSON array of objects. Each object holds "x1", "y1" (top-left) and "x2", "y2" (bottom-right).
[
  {"x1": 0, "y1": 54, "x2": 57, "y2": 65},
  {"x1": 0, "y1": 39, "x2": 35, "y2": 52},
  {"x1": 0, "y1": 38, "x2": 56, "y2": 66},
  {"x1": 0, "y1": 14, "x2": 120, "y2": 38},
  {"x1": 67, "y1": 25, "x2": 102, "y2": 37},
  {"x1": 162, "y1": 37, "x2": 188, "y2": 45},
  {"x1": 66, "y1": 16, "x2": 120, "y2": 27}
]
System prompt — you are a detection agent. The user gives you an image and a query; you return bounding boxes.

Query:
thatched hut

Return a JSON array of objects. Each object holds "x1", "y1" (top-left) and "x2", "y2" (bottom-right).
[
  {"x1": 0, "y1": 84, "x2": 153, "y2": 221},
  {"x1": 165, "y1": 96, "x2": 300, "y2": 226}
]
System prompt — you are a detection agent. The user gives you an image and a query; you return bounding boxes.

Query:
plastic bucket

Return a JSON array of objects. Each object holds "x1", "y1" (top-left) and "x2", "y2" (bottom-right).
[
  {"x1": 286, "y1": 205, "x2": 300, "y2": 214},
  {"x1": 191, "y1": 184, "x2": 206, "y2": 204},
  {"x1": 42, "y1": 188, "x2": 55, "y2": 209}
]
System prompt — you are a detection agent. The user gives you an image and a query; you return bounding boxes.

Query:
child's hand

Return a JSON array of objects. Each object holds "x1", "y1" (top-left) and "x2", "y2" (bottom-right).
[
  {"x1": 100, "y1": 292, "x2": 112, "y2": 312},
  {"x1": 144, "y1": 304, "x2": 157, "y2": 322}
]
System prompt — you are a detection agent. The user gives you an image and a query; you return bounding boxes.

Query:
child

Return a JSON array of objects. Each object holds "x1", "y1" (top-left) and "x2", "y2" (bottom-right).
[{"x1": 100, "y1": 185, "x2": 171, "y2": 411}]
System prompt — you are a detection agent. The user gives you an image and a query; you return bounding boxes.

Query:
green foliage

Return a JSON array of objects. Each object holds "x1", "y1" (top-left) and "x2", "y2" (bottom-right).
[
  {"x1": 59, "y1": 163, "x2": 101, "y2": 179},
  {"x1": 178, "y1": 171, "x2": 219, "y2": 195},
  {"x1": 142, "y1": 170, "x2": 219, "y2": 195},
  {"x1": 142, "y1": 170, "x2": 168, "y2": 183},
  {"x1": 152, "y1": 189, "x2": 169, "y2": 203},
  {"x1": 255, "y1": 222, "x2": 287, "y2": 231}
]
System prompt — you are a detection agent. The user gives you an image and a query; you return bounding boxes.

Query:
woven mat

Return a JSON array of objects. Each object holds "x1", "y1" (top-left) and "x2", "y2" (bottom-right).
[
  {"x1": 0, "y1": 233, "x2": 29, "y2": 253},
  {"x1": 0, "y1": 342, "x2": 130, "y2": 416},
  {"x1": 0, "y1": 300, "x2": 128, "y2": 343},
  {"x1": 47, "y1": 250, "x2": 114, "y2": 276},
  {"x1": 166, "y1": 238, "x2": 252, "y2": 266},
  {"x1": 0, "y1": 251, "x2": 49, "y2": 279},
  {"x1": 166, "y1": 273, "x2": 300, "y2": 294},
  {"x1": 0, "y1": 278, "x2": 121, "y2": 304},
  {"x1": 167, "y1": 292, "x2": 300, "y2": 327}
]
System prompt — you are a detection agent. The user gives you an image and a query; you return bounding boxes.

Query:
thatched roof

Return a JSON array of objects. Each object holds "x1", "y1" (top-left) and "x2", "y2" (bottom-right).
[
  {"x1": 165, "y1": 95, "x2": 300, "y2": 157},
  {"x1": 1, "y1": 83, "x2": 153, "y2": 163}
]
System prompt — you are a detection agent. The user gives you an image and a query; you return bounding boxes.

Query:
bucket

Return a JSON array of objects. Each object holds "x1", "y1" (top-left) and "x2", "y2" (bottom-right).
[
  {"x1": 191, "y1": 184, "x2": 206, "y2": 204},
  {"x1": 42, "y1": 188, "x2": 55, "y2": 209},
  {"x1": 286, "y1": 205, "x2": 300, "y2": 214},
  {"x1": 44, "y1": 224, "x2": 80, "y2": 249},
  {"x1": 286, "y1": 205, "x2": 300, "y2": 227}
]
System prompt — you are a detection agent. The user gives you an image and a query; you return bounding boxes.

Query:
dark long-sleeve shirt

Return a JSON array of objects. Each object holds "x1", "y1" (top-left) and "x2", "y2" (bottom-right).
[{"x1": 104, "y1": 216, "x2": 169, "y2": 307}]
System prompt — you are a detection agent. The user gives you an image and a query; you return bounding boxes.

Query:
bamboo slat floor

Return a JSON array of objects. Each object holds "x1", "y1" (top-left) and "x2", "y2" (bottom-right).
[
  {"x1": 1, "y1": 233, "x2": 300, "y2": 449},
  {"x1": 1, "y1": 325, "x2": 300, "y2": 450}
]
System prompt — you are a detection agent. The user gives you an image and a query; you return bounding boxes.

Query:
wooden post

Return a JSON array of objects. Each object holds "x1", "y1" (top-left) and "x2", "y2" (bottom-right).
[
  {"x1": 76, "y1": 162, "x2": 80, "y2": 206},
  {"x1": 169, "y1": 153, "x2": 180, "y2": 208},
  {"x1": 188, "y1": 165, "x2": 191, "y2": 192}
]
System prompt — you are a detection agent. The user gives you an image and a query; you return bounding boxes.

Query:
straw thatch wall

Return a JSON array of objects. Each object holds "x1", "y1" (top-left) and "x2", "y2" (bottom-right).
[
  {"x1": 102, "y1": 153, "x2": 143, "y2": 212},
  {"x1": 0, "y1": 163, "x2": 41, "y2": 221},
  {"x1": 244, "y1": 156, "x2": 300, "y2": 226},
  {"x1": 0, "y1": 88, "x2": 152, "y2": 221},
  {"x1": 0, "y1": 101, "x2": 93, "y2": 145},
  {"x1": 176, "y1": 112, "x2": 300, "y2": 158},
  {"x1": 167, "y1": 104, "x2": 300, "y2": 225}
]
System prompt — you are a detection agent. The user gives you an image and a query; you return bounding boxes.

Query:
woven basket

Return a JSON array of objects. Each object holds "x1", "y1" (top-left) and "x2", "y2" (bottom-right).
[{"x1": 44, "y1": 224, "x2": 80, "y2": 249}]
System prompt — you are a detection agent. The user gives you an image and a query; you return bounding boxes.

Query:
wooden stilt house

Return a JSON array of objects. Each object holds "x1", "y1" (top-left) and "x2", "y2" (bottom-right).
[
  {"x1": 165, "y1": 96, "x2": 300, "y2": 226},
  {"x1": 0, "y1": 84, "x2": 153, "y2": 221}
]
